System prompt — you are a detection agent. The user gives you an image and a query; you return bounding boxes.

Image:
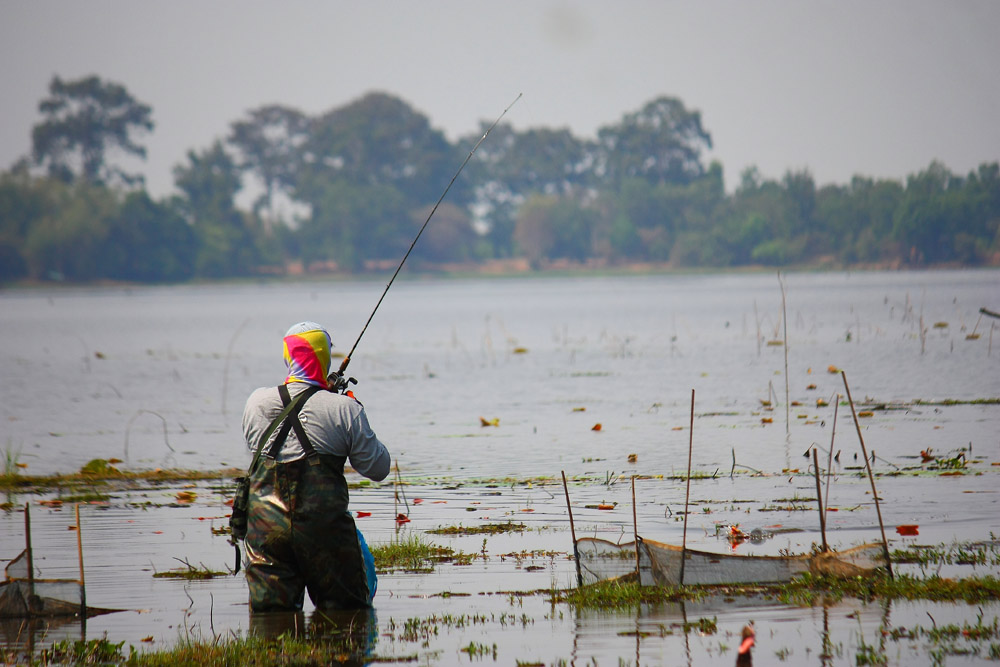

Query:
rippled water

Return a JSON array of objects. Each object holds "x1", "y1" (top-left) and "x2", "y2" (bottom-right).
[{"x1": 2, "y1": 269, "x2": 999, "y2": 664}]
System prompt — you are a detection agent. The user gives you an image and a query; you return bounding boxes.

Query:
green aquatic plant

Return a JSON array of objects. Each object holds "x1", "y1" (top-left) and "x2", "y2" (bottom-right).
[
  {"x1": 2, "y1": 441, "x2": 23, "y2": 482},
  {"x1": 152, "y1": 558, "x2": 227, "y2": 580},
  {"x1": 370, "y1": 533, "x2": 454, "y2": 572},
  {"x1": 427, "y1": 521, "x2": 526, "y2": 536}
]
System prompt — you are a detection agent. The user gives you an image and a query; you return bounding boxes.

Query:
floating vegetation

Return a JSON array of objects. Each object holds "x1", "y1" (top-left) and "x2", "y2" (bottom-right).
[
  {"x1": 892, "y1": 540, "x2": 1000, "y2": 569},
  {"x1": 427, "y1": 521, "x2": 526, "y2": 536},
  {"x1": 371, "y1": 534, "x2": 455, "y2": 572},
  {"x1": 152, "y1": 558, "x2": 227, "y2": 580},
  {"x1": 0, "y1": 466, "x2": 242, "y2": 494},
  {"x1": 558, "y1": 567, "x2": 1000, "y2": 610}
]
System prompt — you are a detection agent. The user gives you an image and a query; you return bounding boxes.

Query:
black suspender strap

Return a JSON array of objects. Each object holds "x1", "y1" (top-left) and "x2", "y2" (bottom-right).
[{"x1": 270, "y1": 384, "x2": 321, "y2": 459}]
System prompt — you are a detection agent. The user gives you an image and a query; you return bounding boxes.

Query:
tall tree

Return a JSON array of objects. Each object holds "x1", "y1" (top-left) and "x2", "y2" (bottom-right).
[
  {"x1": 301, "y1": 92, "x2": 460, "y2": 208},
  {"x1": 173, "y1": 142, "x2": 260, "y2": 277},
  {"x1": 31, "y1": 75, "x2": 154, "y2": 186},
  {"x1": 596, "y1": 97, "x2": 712, "y2": 188},
  {"x1": 227, "y1": 104, "x2": 309, "y2": 223}
]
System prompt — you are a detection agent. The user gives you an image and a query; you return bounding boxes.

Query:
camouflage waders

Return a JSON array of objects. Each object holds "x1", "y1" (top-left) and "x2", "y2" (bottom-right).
[{"x1": 245, "y1": 455, "x2": 371, "y2": 612}]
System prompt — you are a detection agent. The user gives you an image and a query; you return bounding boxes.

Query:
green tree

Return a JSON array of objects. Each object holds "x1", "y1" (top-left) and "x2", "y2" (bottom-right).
[
  {"x1": 596, "y1": 96, "x2": 712, "y2": 188},
  {"x1": 466, "y1": 124, "x2": 590, "y2": 258},
  {"x1": 103, "y1": 191, "x2": 195, "y2": 282},
  {"x1": 0, "y1": 167, "x2": 49, "y2": 280},
  {"x1": 31, "y1": 75, "x2": 153, "y2": 186},
  {"x1": 296, "y1": 180, "x2": 410, "y2": 272},
  {"x1": 408, "y1": 201, "x2": 477, "y2": 264},
  {"x1": 173, "y1": 142, "x2": 261, "y2": 277},
  {"x1": 513, "y1": 194, "x2": 597, "y2": 265},
  {"x1": 22, "y1": 181, "x2": 116, "y2": 280},
  {"x1": 227, "y1": 104, "x2": 309, "y2": 223},
  {"x1": 301, "y1": 93, "x2": 460, "y2": 208}
]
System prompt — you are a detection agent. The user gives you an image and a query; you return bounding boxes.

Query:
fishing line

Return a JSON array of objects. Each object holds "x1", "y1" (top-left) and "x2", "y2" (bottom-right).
[{"x1": 332, "y1": 93, "x2": 523, "y2": 388}]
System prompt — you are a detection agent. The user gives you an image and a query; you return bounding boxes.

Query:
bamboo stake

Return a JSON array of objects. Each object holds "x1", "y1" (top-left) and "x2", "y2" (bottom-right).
[
  {"x1": 25, "y1": 503, "x2": 35, "y2": 604},
  {"x1": 778, "y1": 272, "x2": 790, "y2": 435},
  {"x1": 561, "y1": 471, "x2": 582, "y2": 586},
  {"x1": 680, "y1": 389, "x2": 695, "y2": 586},
  {"x1": 631, "y1": 475, "x2": 640, "y2": 581},
  {"x1": 76, "y1": 503, "x2": 86, "y2": 613},
  {"x1": 841, "y1": 371, "x2": 893, "y2": 579},
  {"x1": 812, "y1": 448, "x2": 828, "y2": 552},
  {"x1": 824, "y1": 397, "x2": 839, "y2": 513}
]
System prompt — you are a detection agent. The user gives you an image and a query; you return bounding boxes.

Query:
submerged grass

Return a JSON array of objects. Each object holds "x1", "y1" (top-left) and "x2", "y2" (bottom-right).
[
  {"x1": 557, "y1": 572, "x2": 1000, "y2": 610},
  {"x1": 0, "y1": 462, "x2": 243, "y2": 493},
  {"x1": 4, "y1": 632, "x2": 386, "y2": 666},
  {"x1": 371, "y1": 533, "x2": 455, "y2": 572},
  {"x1": 427, "y1": 521, "x2": 526, "y2": 536}
]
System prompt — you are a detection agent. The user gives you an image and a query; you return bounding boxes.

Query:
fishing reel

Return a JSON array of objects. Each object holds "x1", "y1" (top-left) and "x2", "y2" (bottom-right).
[{"x1": 328, "y1": 371, "x2": 358, "y2": 395}]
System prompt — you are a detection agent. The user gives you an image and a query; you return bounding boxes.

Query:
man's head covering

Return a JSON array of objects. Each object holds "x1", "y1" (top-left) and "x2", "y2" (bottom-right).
[{"x1": 283, "y1": 321, "x2": 333, "y2": 389}]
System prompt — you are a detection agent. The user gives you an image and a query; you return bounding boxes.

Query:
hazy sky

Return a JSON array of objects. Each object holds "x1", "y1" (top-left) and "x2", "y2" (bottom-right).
[{"x1": 3, "y1": 1, "x2": 999, "y2": 197}]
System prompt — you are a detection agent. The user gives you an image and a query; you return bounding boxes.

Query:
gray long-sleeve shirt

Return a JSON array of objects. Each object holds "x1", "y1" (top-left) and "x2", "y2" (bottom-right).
[{"x1": 242, "y1": 383, "x2": 391, "y2": 481}]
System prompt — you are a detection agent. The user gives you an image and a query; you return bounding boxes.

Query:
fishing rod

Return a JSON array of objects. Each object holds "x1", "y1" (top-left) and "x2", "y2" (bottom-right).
[{"x1": 329, "y1": 93, "x2": 522, "y2": 393}]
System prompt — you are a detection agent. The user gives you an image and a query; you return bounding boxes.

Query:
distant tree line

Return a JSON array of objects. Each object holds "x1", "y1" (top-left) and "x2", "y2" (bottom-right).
[{"x1": 1, "y1": 74, "x2": 998, "y2": 283}]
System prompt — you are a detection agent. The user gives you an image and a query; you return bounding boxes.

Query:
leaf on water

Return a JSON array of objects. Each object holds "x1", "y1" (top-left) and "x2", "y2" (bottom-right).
[
  {"x1": 572, "y1": 407, "x2": 586, "y2": 412},
  {"x1": 176, "y1": 491, "x2": 196, "y2": 503},
  {"x1": 627, "y1": 453, "x2": 637, "y2": 463},
  {"x1": 761, "y1": 418, "x2": 773, "y2": 424},
  {"x1": 396, "y1": 514, "x2": 410, "y2": 524},
  {"x1": 480, "y1": 416, "x2": 500, "y2": 427},
  {"x1": 591, "y1": 423, "x2": 602, "y2": 431},
  {"x1": 827, "y1": 365, "x2": 840, "y2": 373},
  {"x1": 512, "y1": 347, "x2": 528, "y2": 354},
  {"x1": 858, "y1": 411, "x2": 874, "y2": 418}
]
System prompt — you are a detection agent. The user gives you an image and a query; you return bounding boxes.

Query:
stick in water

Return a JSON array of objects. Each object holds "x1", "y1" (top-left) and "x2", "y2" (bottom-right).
[
  {"x1": 841, "y1": 371, "x2": 893, "y2": 579},
  {"x1": 680, "y1": 389, "x2": 695, "y2": 586},
  {"x1": 561, "y1": 471, "x2": 582, "y2": 587}
]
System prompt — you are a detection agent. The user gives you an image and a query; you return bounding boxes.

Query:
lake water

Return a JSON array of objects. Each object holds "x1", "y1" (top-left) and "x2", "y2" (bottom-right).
[{"x1": 2, "y1": 269, "x2": 999, "y2": 665}]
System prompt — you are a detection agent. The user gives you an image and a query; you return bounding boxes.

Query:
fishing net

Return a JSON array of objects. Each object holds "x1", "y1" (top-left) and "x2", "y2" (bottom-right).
[
  {"x1": 575, "y1": 538, "x2": 641, "y2": 585},
  {"x1": 575, "y1": 536, "x2": 887, "y2": 587},
  {"x1": 0, "y1": 548, "x2": 86, "y2": 617}
]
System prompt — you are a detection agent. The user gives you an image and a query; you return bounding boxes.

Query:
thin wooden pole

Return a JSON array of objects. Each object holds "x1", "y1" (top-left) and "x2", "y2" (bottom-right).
[
  {"x1": 841, "y1": 371, "x2": 893, "y2": 579},
  {"x1": 680, "y1": 389, "x2": 695, "y2": 586},
  {"x1": 779, "y1": 272, "x2": 790, "y2": 435},
  {"x1": 25, "y1": 503, "x2": 35, "y2": 602},
  {"x1": 561, "y1": 471, "x2": 582, "y2": 586},
  {"x1": 631, "y1": 475, "x2": 640, "y2": 581},
  {"x1": 812, "y1": 448, "x2": 828, "y2": 552},
  {"x1": 824, "y1": 397, "x2": 839, "y2": 512},
  {"x1": 76, "y1": 503, "x2": 86, "y2": 613}
]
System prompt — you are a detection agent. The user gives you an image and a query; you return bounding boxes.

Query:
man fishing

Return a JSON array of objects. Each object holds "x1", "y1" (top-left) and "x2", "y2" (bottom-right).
[{"x1": 241, "y1": 321, "x2": 390, "y2": 612}]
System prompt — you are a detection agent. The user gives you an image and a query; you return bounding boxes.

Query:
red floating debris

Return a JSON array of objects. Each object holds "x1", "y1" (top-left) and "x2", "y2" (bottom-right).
[
  {"x1": 896, "y1": 525, "x2": 919, "y2": 536},
  {"x1": 356, "y1": 511, "x2": 371, "y2": 518},
  {"x1": 395, "y1": 513, "x2": 411, "y2": 524}
]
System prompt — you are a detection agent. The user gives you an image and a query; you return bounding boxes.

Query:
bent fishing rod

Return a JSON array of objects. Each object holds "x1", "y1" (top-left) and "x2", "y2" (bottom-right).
[{"x1": 329, "y1": 93, "x2": 522, "y2": 393}]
